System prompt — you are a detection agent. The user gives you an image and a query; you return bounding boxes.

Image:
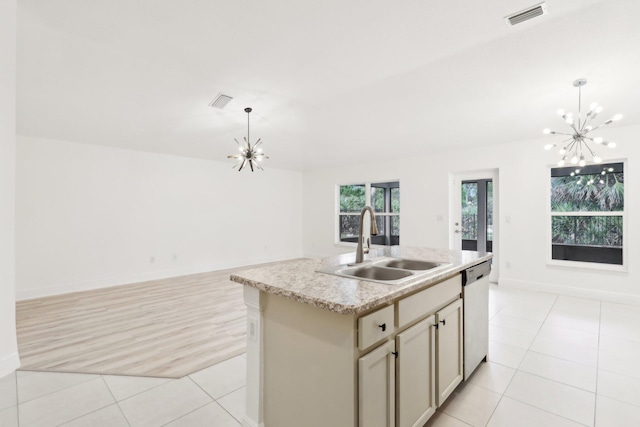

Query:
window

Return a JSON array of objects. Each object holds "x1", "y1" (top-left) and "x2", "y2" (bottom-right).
[
  {"x1": 339, "y1": 181, "x2": 400, "y2": 245},
  {"x1": 550, "y1": 162, "x2": 624, "y2": 265},
  {"x1": 461, "y1": 180, "x2": 493, "y2": 252},
  {"x1": 339, "y1": 184, "x2": 366, "y2": 243}
]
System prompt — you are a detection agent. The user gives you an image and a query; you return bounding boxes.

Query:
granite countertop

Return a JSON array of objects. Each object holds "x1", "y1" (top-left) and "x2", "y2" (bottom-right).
[{"x1": 230, "y1": 246, "x2": 492, "y2": 315}]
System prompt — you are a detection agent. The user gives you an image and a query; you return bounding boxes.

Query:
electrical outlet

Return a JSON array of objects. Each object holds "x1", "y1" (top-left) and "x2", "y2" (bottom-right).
[
  {"x1": 150, "y1": 256, "x2": 155, "y2": 263},
  {"x1": 172, "y1": 254, "x2": 177, "y2": 261},
  {"x1": 505, "y1": 261, "x2": 511, "y2": 269}
]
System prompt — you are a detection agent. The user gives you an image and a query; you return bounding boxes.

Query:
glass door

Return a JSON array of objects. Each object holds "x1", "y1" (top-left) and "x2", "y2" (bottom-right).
[{"x1": 460, "y1": 180, "x2": 493, "y2": 252}]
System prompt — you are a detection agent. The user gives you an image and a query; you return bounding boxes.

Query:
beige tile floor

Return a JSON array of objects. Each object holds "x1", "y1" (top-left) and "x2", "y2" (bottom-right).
[
  {"x1": 9, "y1": 284, "x2": 640, "y2": 426},
  {"x1": 13, "y1": 354, "x2": 246, "y2": 427}
]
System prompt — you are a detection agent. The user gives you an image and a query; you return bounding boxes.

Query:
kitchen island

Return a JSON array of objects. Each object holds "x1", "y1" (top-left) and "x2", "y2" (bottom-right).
[{"x1": 230, "y1": 246, "x2": 492, "y2": 427}]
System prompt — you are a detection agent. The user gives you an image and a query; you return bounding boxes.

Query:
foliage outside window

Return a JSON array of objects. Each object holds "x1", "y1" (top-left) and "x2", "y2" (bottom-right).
[
  {"x1": 550, "y1": 162, "x2": 624, "y2": 265},
  {"x1": 461, "y1": 180, "x2": 493, "y2": 252},
  {"x1": 339, "y1": 182, "x2": 400, "y2": 245},
  {"x1": 461, "y1": 183, "x2": 478, "y2": 240}
]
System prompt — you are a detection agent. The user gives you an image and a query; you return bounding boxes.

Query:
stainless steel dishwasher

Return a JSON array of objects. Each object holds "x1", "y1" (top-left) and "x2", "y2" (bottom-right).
[{"x1": 462, "y1": 260, "x2": 491, "y2": 380}]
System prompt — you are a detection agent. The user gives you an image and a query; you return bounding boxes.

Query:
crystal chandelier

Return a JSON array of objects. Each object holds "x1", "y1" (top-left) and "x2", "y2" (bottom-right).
[
  {"x1": 543, "y1": 79, "x2": 622, "y2": 167},
  {"x1": 228, "y1": 107, "x2": 268, "y2": 171}
]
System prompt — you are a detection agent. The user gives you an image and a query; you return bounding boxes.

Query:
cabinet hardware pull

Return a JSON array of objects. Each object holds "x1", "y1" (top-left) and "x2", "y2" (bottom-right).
[
  {"x1": 440, "y1": 319, "x2": 446, "y2": 326},
  {"x1": 391, "y1": 351, "x2": 398, "y2": 359},
  {"x1": 378, "y1": 323, "x2": 386, "y2": 332}
]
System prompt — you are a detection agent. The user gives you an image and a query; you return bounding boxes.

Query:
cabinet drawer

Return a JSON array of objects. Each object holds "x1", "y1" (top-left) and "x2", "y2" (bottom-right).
[
  {"x1": 358, "y1": 305, "x2": 395, "y2": 350},
  {"x1": 397, "y1": 275, "x2": 461, "y2": 329}
]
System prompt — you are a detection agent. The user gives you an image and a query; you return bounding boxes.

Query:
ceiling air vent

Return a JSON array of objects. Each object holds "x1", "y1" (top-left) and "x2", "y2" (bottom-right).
[
  {"x1": 209, "y1": 93, "x2": 233, "y2": 109},
  {"x1": 505, "y1": 2, "x2": 547, "y2": 26}
]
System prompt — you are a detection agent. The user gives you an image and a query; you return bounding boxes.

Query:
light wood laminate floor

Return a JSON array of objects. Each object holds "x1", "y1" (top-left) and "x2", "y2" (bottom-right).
[{"x1": 16, "y1": 268, "x2": 249, "y2": 378}]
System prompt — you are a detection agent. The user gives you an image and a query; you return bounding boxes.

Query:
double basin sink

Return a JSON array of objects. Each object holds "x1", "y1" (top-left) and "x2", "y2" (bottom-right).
[{"x1": 317, "y1": 257, "x2": 450, "y2": 285}]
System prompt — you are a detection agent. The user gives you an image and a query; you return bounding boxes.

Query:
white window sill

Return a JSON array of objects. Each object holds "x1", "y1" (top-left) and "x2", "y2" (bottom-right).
[{"x1": 546, "y1": 259, "x2": 628, "y2": 273}]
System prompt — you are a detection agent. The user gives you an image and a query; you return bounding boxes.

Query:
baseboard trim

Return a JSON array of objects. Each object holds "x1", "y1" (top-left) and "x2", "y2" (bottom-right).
[
  {"x1": 17, "y1": 266, "x2": 218, "y2": 301},
  {"x1": 0, "y1": 352, "x2": 20, "y2": 379},
  {"x1": 17, "y1": 253, "x2": 303, "y2": 301},
  {"x1": 498, "y1": 277, "x2": 640, "y2": 306}
]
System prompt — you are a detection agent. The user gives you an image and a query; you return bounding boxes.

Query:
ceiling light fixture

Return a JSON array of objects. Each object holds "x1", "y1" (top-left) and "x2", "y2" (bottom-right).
[
  {"x1": 544, "y1": 79, "x2": 622, "y2": 167},
  {"x1": 228, "y1": 107, "x2": 268, "y2": 172}
]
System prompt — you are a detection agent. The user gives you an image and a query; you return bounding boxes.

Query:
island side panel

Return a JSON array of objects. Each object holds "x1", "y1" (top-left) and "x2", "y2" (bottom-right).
[
  {"x1": 263, "y1": 291, "x2": 357, "y2": 427},
  {"x1": 244, "y1": 286, "x2": 265, "y2": 427}
]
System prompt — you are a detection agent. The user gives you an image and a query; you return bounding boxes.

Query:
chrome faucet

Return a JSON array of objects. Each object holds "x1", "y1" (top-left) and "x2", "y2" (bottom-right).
[{"x1": 355, "y1": 206, "x2": 379, "y2": 263}]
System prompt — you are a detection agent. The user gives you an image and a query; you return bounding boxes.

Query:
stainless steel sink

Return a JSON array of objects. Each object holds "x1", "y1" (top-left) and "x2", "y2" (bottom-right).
[
  {"x1": 378, "y1": 259, "x2": 444, "y2": 271},
  {"x1": 341, "y1": 265, "x2": 413, "y2": 281},
  {"x1": 316, "y1": 257, "x2": 450, "y2": 284}
]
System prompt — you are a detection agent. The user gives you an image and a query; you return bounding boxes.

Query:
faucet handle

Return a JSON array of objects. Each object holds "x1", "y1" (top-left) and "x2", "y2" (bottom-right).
[{"x1": 363, "y1": 237, "x2": 371, "y2": 254}]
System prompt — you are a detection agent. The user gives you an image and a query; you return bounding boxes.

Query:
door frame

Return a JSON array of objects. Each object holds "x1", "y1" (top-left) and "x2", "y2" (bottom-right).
[{"x1": 449, "y1": 168, "x2": 499, "y2": 282}]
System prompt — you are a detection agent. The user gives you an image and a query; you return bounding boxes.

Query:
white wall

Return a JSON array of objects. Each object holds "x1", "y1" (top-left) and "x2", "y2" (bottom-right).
[
  {"x1": 16, "y1": 136, "x2": 303, "y2": 299},
  {"x1": 303, "y1": 125, "x2": 639, "y2": 304},
  {"x1": 0, "y1": 0, "x2": 20, "y2": 377}
]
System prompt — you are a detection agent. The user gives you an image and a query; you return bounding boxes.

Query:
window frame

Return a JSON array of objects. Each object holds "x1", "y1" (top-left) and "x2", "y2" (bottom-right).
[
  {"x1": 336, "y1": 181, "x2": 400, "y2": 247},
  {"x1": 546, "y1": 159, "x2": 627, "y2": 271}
]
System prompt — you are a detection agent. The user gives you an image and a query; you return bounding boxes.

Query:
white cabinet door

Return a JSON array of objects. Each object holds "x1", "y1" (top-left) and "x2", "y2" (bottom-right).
[
  {"x1": 359, "y1": 340, "x2": 396, "y2": 427},
  {"x1": 436, "y1": 299, "x2": 463, "y2": 406},
  {"x1": 396, "y1": 315, "x2": 436, "y2": 427}
]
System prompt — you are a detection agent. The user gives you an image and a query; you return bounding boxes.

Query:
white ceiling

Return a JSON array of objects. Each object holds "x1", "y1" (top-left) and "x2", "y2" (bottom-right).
[{"x1": 17, "y1": 0, "x2": 640, "y2": 170}]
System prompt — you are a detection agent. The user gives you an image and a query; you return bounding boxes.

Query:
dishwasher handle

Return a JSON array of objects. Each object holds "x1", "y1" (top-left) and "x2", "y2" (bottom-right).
[{"x1": 463, "y1": 261, "x2": 491, "y2": 286}]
